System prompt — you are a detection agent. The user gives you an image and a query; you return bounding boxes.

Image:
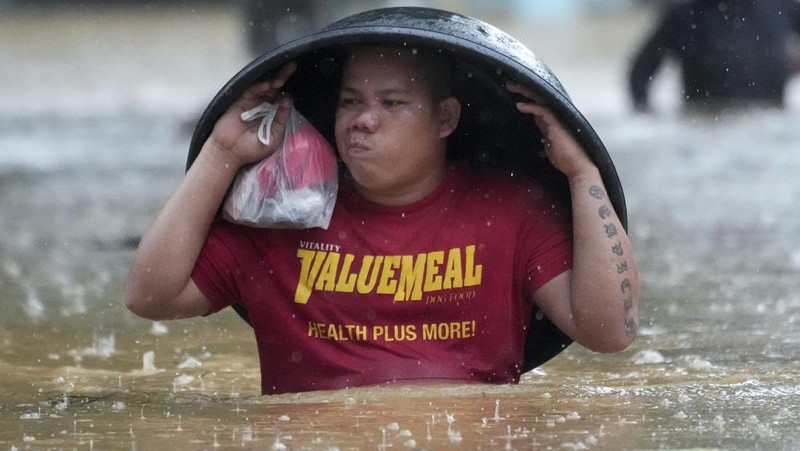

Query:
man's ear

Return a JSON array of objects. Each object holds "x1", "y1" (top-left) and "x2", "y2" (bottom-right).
[{"x1": 437, "y1": 97, "x2": 461, "y2": 139}]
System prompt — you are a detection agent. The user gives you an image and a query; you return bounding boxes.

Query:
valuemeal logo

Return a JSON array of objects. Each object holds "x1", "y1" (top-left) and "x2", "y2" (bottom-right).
[{"x1": 294, "y1": 244, "x2": 483, "y2": 304}]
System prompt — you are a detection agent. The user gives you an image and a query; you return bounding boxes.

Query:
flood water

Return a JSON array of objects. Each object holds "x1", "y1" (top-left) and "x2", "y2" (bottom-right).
[{"x1": 2, "y1": 4, "x2": 800, "y2": 450}]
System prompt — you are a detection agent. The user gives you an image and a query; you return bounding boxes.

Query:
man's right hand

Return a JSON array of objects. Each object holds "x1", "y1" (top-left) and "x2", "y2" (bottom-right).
[
  {"x1": 124, "y1": 61, "x2": 299, "y2": 321},
  {"x1": 207, "y1": 61, "x2": 298, "y2": 168}
]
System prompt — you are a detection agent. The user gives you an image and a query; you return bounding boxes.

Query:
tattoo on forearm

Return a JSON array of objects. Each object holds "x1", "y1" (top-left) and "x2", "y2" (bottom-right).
[
  {"x1": 620, "y1": 278, "x2": 632, "y2": 293},
  {"x1": 588, "y1": 184, "x2": 637, "y2": 339},
  {"x1": 589, "y1": 185, "x2": 605, "y2": 199},
  {"x1": 623, "y1": 297, "x2": 634, "y2": 312},
  {"x1": 625, "y1": 318, "x2": 639, "y2": 337},
  {"x1": 621, "y1": 274, "x2": 638, "y2": 338}
]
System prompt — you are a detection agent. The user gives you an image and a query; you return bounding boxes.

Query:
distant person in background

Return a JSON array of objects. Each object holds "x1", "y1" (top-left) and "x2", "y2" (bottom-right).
[
  {"x1": 239, "y1": 1, "x2": 385, "y2": 56},
  {"x1": 628, "y1": 0, "x2": 800, "y2": 112},
  {"x1": 239, "y1": 0, "x2": 324, "y2": 55}
]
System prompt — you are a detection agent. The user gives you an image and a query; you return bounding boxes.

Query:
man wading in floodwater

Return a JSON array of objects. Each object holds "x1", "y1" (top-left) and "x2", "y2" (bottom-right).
[{"x1": 124, "y1": 43, "x2": 640, "y2": 394}]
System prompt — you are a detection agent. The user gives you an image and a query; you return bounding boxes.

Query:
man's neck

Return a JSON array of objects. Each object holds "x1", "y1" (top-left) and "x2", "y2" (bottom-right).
[{"x1": 354, "y1": 162, "x2": 448, "y2": 207}]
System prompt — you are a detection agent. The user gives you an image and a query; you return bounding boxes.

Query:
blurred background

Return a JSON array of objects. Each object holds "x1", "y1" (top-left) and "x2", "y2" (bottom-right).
[
  {"x1": 0, "y1": 0, "x2": 667, "y2": 340},
  {"x1": 2, "y1": 1, "x2": 800, "y2": 449}
]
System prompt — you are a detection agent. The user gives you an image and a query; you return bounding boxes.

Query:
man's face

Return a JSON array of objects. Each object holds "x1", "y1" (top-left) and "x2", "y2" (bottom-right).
[{"x1": 335, "y1": 46, "x2": 456, "y2": 205}]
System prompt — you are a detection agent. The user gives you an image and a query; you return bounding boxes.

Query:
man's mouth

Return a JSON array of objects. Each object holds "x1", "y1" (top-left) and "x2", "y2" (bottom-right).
[{"x1": 346, "y1": 141, "x2": 371, "y2": 154}]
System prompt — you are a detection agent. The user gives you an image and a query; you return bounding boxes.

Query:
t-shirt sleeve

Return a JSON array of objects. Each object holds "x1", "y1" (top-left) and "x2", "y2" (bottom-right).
[
  {"x1": 192, "y1": 222, "x2": 243, "y2": 316},
  {"x1": 519, "y1": 186, "x2": 573, "y2": 294}
]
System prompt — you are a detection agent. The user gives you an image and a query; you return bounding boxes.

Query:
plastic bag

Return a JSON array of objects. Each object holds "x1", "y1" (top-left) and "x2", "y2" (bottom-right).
[{"x1": 222, "y1": 102, "x2": 339, "y2": 229}]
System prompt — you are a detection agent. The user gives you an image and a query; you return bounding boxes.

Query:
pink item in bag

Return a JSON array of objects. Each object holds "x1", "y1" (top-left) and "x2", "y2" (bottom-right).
[{"x1": 222, "y1": 103, "x2": 339, "y2": 229}]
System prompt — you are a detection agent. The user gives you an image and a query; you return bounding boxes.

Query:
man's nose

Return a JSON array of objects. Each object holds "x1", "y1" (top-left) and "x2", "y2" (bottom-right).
[{"x1": 351, "y1": 103, "x2": 380, "y2": 132}]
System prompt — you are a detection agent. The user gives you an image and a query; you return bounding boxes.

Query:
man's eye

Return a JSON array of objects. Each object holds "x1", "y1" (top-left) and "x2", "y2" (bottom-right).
[
  {"x1": 383, "y1": 99, "x2": 405, "y2": 107},
  {"x1": 339, "y1": 97, "x2": 359, "y2": 106}
]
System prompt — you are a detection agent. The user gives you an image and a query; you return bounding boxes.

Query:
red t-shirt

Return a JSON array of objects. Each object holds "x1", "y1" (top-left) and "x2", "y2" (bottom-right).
[{"x1": 192, "y1": 164, "x2": 573, "y2": 394}]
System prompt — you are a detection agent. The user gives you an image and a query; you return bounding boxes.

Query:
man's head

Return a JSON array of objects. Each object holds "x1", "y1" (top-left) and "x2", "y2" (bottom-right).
[{"x1": 335, "y1": 44, "x2": 461, "y2": 206}]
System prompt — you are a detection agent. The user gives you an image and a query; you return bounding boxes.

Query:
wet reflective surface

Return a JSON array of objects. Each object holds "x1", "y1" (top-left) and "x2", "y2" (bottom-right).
[{"x1": 2, "y1": 5, "x2": 800, "y2": 449}]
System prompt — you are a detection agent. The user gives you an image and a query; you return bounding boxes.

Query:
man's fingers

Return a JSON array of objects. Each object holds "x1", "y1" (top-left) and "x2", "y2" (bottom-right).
[
  {"x1": 238, "y1": 61, "x2": 299, "y2": 104},
  {"x1": 515, "y1": 101, "x2": 557, "y2": 134},
  {"x1": 271, "y1": 61, "x2": 298, "y2": 88},
  {"x1": 506, "y1": 80, "x2": 545, "y2": 104},
  {"x1": 266, "y1": 95, "x2": 294, "y2": 146}
]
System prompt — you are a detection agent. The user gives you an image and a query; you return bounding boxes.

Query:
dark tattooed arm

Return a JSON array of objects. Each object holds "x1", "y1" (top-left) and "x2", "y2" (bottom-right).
[
  {"x1": 591, "y1": 185, "x2": 639, "y2": 339},
  {"x1": 509, "y1": 81, "x2": 640, "y2": 352},
  {"x1": 545, "y1": 174, "x2": 640, "y2": 352}
]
